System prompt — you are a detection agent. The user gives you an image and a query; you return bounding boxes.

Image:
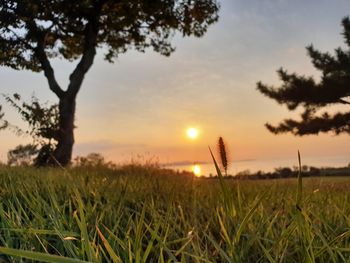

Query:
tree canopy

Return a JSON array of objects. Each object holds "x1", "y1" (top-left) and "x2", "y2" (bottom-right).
[
  {"x1": 7, "y1": 144, "x2": 38, "y2": 166},
  {"x1": 0, "y1": 1, "x2": 219, "y2": 93},
  {"x1": 257, "y1": 17, "x2": 350, "y2": 136}
]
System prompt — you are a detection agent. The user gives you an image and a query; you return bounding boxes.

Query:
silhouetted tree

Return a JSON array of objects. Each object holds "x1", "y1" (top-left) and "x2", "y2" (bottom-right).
[
  {"x1": 1, "y1": 94, "x2": 59, "y2": 165},
  {"x1": 257, "y1": 17, "x2": 350, "y2": 136},
  {"x1": 74, "y1": 152, "x2": 107, "y2": 167},
  {"x1": 7, "y1": 144, "x2": 38, "y2": 166},
  {"x1": 0, "y1": 0, "x2": 220, "y2": 166}
]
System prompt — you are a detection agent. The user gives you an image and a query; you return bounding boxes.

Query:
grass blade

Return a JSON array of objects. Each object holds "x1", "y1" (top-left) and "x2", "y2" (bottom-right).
[
  {"x1": 73, "y1": 190, "x2": 96, "y2": 262},
  {"x1": 205, "y1": 233, "x2": 232, "y2": 262},
  {"x1": 233, "y1": 194, "x2": 264, "y2": 245},
  {"x1": 296, "y1": 150, "x2": 302, "y2": 208},
  {"x1": 96, "y1": 225, "x2": 122, "y2": 263},
  {"x1": 209, "y1": 147, "x2": 234, "y2": 215},
  {"x1": 0, "y1": 247, "x2": 88, "y2": 263},
  {"x1": 257, "y1": 239, "x2": 277, "y2": 263}
]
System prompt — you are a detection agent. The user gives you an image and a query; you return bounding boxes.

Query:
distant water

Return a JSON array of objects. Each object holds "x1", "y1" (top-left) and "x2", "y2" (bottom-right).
[{"x1": 164, "y1": 155, "x2": 350, "y2": 177}]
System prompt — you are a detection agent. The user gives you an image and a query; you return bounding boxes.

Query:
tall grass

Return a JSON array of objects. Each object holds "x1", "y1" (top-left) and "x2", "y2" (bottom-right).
[{"x1": 0, "y1": 164, "x2": 349, "y2": 262}]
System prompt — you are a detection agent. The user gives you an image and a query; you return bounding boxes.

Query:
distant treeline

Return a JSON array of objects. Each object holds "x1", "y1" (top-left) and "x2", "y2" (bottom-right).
[
  {"x1": 2, "y1": 148, "x2": 350, "y2": 180},
  {"x1": 206, "y1": 165, "x2": 350, "y2": 180}
]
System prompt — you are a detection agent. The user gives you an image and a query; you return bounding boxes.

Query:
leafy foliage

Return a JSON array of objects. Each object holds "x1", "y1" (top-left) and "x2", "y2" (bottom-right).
[
  {"x1": 3, "y1": 94, "x2": 59, "y2": 142},
  {"x1": 0, "y1": 105, "x2": 8, "y2": 130},
  {"x1": 0, "y1": 0, "x2": 220, "y2": 76},
  {"x1": 1, "y1": 93, "x2": 59, "y2": 165},
  {"x1": 74, "y1": 152, "x2": 115, "y2": 168},
  {"x1": 257, "y1": 17, "x2": 350, "y2": 136},
  {"x1": 7, "y1": 144, "x2": 38, "y2": 166}
]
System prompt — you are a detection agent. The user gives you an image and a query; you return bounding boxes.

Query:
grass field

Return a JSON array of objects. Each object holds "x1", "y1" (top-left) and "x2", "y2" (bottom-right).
[{"x1": 0, "y1": 164, "x2": 349, "y2": 262}]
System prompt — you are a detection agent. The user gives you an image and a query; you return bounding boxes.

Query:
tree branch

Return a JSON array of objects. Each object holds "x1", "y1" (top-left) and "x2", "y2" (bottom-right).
[
  {"x1": 339, "y1": 98, "x2": 350, "y2": 105},
  {"x1": 266, "y1": 111, "x2": 350, "y2": 136},
  {"x1": 67, "y1": 15, "x2": 100, "y2": 98},
  {"x1": 26, "y1": 20, "x2": 65, "y2": 99},
  {"x1": 34, "y1": 39, "x2": 65, "y2": 99}
]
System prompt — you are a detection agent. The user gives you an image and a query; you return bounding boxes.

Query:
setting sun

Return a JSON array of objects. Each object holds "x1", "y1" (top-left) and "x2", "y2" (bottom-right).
[
  {"x1": 187, "y1": 127, "x2": 199, "y2": 139},
  {"x1": 192, "y1": 165, "x2": 201, "y2": 176}
]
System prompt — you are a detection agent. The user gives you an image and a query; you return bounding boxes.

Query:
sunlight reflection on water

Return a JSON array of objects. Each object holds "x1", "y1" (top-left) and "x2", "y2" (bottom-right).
[
  {"x1": 165, "y1": 155, "x2": 350, "y2": 177},
  {"x1": 191, "y1": 165, "x2": 201, "y2": 176}
]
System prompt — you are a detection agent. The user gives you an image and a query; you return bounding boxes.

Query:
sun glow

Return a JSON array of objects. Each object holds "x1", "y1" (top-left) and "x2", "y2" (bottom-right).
[
  {"x1": 192, "y1": 165, "x2": 201, "y2": 176},
  {"x1": 187, "y1": 127, "x2": 199, "y2": 139}
]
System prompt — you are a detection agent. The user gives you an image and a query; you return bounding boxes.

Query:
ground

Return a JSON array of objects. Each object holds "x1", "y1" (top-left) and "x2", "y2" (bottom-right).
[{"x1": 0, "y1": 165, "x2": 349, "y2": 262}]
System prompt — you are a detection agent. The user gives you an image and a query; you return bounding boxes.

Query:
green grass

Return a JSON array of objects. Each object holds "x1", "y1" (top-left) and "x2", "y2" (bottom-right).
[{"x1": 0, "y1": 165, "x2": 349, "y2": 262}]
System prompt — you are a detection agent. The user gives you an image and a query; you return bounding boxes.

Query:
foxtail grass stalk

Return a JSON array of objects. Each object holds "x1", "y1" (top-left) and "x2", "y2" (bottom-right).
[{"x1": 218, "y1": 137, "x2": 228, "y2": 176}]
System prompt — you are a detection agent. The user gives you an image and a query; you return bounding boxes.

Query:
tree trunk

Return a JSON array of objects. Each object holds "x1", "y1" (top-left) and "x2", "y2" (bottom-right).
[
  {"x1": 34, "y1": 19, "x2": 98, "y2": 166},
  {"x1": 51, "y1": 95, "x2": 76, "y2": 166}
]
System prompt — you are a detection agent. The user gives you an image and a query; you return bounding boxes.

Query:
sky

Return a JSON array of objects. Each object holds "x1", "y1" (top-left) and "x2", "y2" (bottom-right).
[{"x1": 1, "y1": 0, "x2": 350, "y2": 167}]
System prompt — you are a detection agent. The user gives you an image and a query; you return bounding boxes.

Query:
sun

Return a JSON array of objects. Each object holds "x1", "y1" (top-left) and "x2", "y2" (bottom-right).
[
  {"x1": 192, "y1": 165, "x2": 201, "y2": 176},
  {"x1": 187, "y1": 127, "x2": 199, "y2": 139}
]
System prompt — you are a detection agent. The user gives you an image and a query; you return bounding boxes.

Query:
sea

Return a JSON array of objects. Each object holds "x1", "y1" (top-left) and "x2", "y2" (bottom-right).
[{"x1": 163, "y1": 155, "x2": 350, "y2": 177}]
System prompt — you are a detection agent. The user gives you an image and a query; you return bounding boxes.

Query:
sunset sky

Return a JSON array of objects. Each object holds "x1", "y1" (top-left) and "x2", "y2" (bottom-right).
[{"x1": 1, "y1": 0, "x2": 350, "y2": 167}]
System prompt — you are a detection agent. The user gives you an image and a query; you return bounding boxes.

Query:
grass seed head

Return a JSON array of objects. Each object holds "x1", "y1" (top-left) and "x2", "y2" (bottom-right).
[{"x1": 217, "y1": 137, "x2": 229, "y2": 175}]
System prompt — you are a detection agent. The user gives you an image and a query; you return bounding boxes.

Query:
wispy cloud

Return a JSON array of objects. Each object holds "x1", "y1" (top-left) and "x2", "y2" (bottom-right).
[{"x1": 74, "y1": 140, "x2": 148, "y2": 156}]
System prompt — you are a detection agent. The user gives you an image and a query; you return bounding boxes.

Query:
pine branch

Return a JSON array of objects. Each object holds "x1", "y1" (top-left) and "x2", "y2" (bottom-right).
[
  {"x1": 342, "y1": 17, "x2": 350, "y2": 47},
  {"x1": 266, "y1": 110, "x2": 350, "y2": 136},
  {"x1": 258, "y1": 17, "x2": 350, "y2": 114}
]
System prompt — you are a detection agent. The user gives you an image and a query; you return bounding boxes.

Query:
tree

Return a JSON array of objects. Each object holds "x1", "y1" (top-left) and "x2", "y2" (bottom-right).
[
  {"x1": 0, "y1": 0, "x2": 220, "y2": 166},
  {"x1": 7, "y1": 144, "x2": 38, "y2": 166},
  {"x1": 257, "y1": 17, "x2": 350, "y2": 136},
  {"x1": 1, "y1": 94, "x2": 59, "y2": 165},
  {"x1": 74, "y1": 152, "x2": 114, "y2": 168}
]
